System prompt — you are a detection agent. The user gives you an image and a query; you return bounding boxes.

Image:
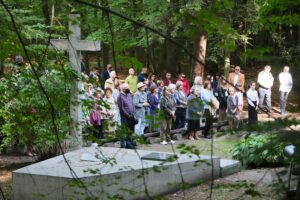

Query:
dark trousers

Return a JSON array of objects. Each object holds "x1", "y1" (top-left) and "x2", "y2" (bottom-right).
[
  {"x1": 203, "y1": 109, "x2": 212, "y2": 137},
  {"x1": 248, "y1": 101, "x2": 257, "y2": 125},
  {"x1": 120, "y1": 115, "x2": 134, "y2": 148},
  {"x1": 174, "y1": 107, "x2": 186, "y2": 129},
  {"x1": 92, "y1": 124, "x2": 103, "y2": 140},
  {"x1": 280, "y1": 91, "x2": 289, "y2": 114}
]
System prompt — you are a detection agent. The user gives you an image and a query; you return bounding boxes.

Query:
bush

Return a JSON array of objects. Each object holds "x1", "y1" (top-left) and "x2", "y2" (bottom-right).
[
  {"x1": 0, "y1": 64, "x2": 77, "y2": 155},
  {"x1": 232, "y1": 134, "x2": 288, "y2": 168}
]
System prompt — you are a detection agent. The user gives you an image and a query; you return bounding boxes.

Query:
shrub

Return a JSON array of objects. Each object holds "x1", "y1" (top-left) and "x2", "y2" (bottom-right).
[{"x1": 232, "y1": 134, "x2": 287, "y2": 168}]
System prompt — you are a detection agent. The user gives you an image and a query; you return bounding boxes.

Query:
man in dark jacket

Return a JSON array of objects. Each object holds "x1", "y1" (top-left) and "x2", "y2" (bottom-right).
[
  {"x1": 137, "y1": 67, "x2": 148, "y2": 83},
  {"x1": 118, "y1": 83, "x2": 136, "y2": 149},
  {"x1": 101, "y1": 64, "x2": 113, "y2": 83}
]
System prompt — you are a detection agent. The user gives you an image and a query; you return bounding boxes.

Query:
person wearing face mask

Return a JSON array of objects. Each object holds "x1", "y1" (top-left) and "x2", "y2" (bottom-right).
[
  {"x1": 117, "y1": 83, "x2": 136, "y2": 149},
  {"x1": 257, "y1": 65, "x2": 274, "y2": 113}
]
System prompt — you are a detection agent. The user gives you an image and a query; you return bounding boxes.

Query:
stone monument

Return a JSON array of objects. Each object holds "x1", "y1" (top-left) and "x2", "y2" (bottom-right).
[{"x1": 50, "y1": 14, "x2": 101, "y2": 149}]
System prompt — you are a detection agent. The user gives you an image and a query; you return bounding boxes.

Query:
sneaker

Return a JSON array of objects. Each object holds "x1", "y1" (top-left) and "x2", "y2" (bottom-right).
[
  {"x1": 160, "y1": 140, "x2": 168, "y2": 145},
  {"x1": 204, "y1": 135, "x2": 212, "y2": 139},
  {"x1": 169, "y1": 140, "x2": 175, "y2": 144}
]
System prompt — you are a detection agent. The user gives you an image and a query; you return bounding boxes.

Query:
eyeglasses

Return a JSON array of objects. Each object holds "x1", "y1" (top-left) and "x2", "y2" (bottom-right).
[{"x1": 235, "y1": 69, "x2": 240, "y2": 71}]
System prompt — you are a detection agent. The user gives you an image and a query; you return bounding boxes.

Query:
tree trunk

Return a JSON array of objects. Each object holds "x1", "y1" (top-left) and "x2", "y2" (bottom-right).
[
  {"x1": 193, "y1": 33, "x2": 207, "y2": 77},
  {"x1": 101, "y1": 0, "x2": 111, "y2": 69},
  {"x1": 224, "y1": 49, "x2": 230, "y2": 79},
  {"x1": 41, "y1": 0, "x2": 50, "y2": 25}
]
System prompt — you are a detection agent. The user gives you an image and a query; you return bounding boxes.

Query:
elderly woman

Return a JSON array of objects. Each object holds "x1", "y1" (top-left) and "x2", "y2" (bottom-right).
[
  {"x1": 133, "y1": 82, "x2": 149, "y2": 135},
  {"x1": 191, "y1": 76, "x2": 204, "y2": 95},
  {"x1": 200, "y1": 81, "x2": 214, "y2": 139},
  {"x1": 187, "y1": 87, "x2": 202, "y2": 140},
  {"x1": 104, "y1": 70, "x2": 119, "y2": 90},
  {"x1": 159, "y1": 86, "x2": 176, "y2": 145},
  {"x1": 103, "y1": 87, "x2": 117, "y2": 133},
  {"x1": 227, "y1": 87, "x2": 238, "y2": 129},
  {"x1": 173, "y1": 81, "x2": 187, "y2": 129}
]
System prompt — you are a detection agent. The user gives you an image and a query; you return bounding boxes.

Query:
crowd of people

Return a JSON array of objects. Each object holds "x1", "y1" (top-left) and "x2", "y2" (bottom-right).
[{"x1": 81, "y1": 64, "x2": 293, "y2": 149}]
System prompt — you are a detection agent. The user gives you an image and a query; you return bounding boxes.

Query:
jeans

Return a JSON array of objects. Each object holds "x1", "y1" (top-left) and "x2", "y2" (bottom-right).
[
  {"x1": 258, "y1": 87, "x2": 272, "y2": 112},
  {"x1": 280, "y1": 91, "x2": 289, "y2": 114},
  {"x1": 134, "y1": 118, "x2": 146, "y2": 136},
  {"x1": 120, "y1": 116, "x2": 134, "y2": 148}
]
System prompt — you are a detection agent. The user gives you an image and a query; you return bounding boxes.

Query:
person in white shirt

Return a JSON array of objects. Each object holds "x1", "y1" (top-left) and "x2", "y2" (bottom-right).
[
  {"x1": 247, "y1": 81, "x2": 259, "y2": 125},
  {"x1": 279, "y1": 66, "x2": 293, "y2": 115},
  {"x1": 257, "y1": 65, "x2": 274, "y2": 113}
]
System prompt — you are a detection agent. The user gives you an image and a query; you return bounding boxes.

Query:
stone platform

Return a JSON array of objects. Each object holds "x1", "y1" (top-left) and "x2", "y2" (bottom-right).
[{"x1": 12, "y1": 147, "x2": 238, "y2": 200}]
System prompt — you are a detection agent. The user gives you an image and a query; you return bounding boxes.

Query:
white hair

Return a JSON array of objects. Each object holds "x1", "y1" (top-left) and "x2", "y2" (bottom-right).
[
  {"x1": 176, "y1": 81, "x2": 183, "y2": 88},
  {"x1": 194, "y1": 76, "x2": 203, "y2": 85},
  {"x1": 168, "y1": 83, "x2": 176, "y2": 90},
  {"x1": 110, "y1": 70, "x2": 116, "y2": 77}
]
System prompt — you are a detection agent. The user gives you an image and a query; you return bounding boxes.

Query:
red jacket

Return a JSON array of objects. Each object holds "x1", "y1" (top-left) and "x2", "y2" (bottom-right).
[
  {"x1": 179, "y1": 79, "x2": 190, "y2": 95},
  {"x1": 163, "y1": 79, "x2": 173, "y2": 86}
]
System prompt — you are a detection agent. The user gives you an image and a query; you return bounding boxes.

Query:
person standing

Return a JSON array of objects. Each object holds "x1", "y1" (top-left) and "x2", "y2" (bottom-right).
[
  {"x1": 186, "y1": 87, "x2": 202, "y2": 140},
  {"x1": 257, "y1": 65, "x2": 274, "y2": 113},
  {"x1": 90, "y1": 91, "x2": 103, "y2": 139},
  {"x1": 191, "y1": 76, "x2": 204, "y2": 95},
  {"x1": 159, "y1": 86, "x2": 176, "y2": 145},
  {"x1": 133, "y1": 82, "x2": 149, "y2": 136},
  {"x1": 138, "y1": 67, "x2": 148, "y2": 83},
  {"x1": 216, "y1": 77, "x2": 229, "y2": 123},
  {"x1": 101, "y1": 64, "x2": 113, "y2": 83},
  {"x1": 229, "y1": 66, "x2": 245, "y2": 90},
  {"x1": 200, "y1": 81, "x2": 214, "y2": 138},
  {"x1": 173, "y1": 81, "x2": 187, "y2": 129},
  {"x1": 227, "y1": 87, "x2": 238, "y2": 129},
  {"x1": 104, "y1": 70, "x2": 119, "y2": 90},
  {"x1": 117, "y1": 83, "x2": 136, "y2": 149},
  {"x1": 125, "y1": 68, "x2": 138, "y2": 94},
  {"x1": 103, "y1": 87, "x2": 117, "y2": 133},
  {"x1": 235, "y1": 85, "x2": 244, "y2": 127},
  {"x1": 148, "y1": 86, "x2": 160, "y2": 131},
  {"x1": 279, "y1": 66, "x2": 293, "y2": 115},
  {"x1": 163, "y1": 72, "x2": 173, "y2": 86},
  {"x1": 178, "y1": 73, "x2": 190, "y2": 95},
  {"x1": 148, "y1": 73, "x2": 157, "y2": 89},
  {"x1": 247, "y1": 81, "x2": 259, "y2": 125}
]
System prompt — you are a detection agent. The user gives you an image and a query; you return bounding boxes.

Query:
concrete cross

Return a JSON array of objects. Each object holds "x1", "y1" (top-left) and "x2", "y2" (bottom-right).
[{"x1": 50, "y1": 14, "x2": 101, "y2": 149}]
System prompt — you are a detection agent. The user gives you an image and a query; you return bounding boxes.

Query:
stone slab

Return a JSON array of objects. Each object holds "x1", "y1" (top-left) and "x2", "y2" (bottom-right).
[
  {"x1": 220, "y1": 159, "x2": 242, "y2": 177},
  {"x1": 13, "y1": 147, "x2": 220, "y2": 200}
]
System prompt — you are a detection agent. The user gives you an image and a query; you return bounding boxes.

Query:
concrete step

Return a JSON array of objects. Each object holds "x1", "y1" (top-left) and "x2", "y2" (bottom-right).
[{"x1": 220, "y1": 159, "x2": 242, "y2": 177}]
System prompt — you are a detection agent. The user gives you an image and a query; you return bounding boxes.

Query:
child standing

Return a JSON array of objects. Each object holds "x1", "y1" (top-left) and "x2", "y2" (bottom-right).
[
  {"x1": 227, "y1": 87, "x2": 238, "y2": 129},
  {"x1": 247, "y1": 81, "x2": 259, "y2": 125}
]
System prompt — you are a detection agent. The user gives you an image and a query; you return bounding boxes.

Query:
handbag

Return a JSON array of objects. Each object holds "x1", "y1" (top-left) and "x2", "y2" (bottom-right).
[
  {"x1": 90, "y1": 110, "x2": 101, "y2": 126},
  {"x1": 212, "y1": 97, "x2": 220, "y2": 109}
]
